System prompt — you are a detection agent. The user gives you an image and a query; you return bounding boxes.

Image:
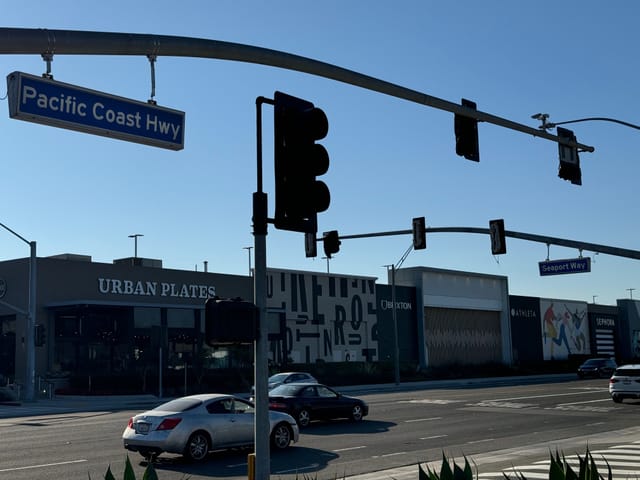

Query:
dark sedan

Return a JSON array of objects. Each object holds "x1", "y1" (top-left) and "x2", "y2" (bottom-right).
[
  {"x1": 268, "y1": 382, "x2": 368, "y2": 427},
  {"x1": 577, "y1": 358, "x2": 617, "y2": 379}
]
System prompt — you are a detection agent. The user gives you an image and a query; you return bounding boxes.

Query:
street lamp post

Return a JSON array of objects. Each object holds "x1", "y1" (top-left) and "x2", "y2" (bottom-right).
[
  {"x1": 243, "y1": 246, "x2": 253, "y2": 276},
  {"x1": 128, "y1": 234, "x2": 143, "y2": 258},
  {"x1": 0, "y1": 222, "x2": 36, "y2": 402},
  {"x1": 627, "y1": 288, "x2": 635, "y2": 300}
]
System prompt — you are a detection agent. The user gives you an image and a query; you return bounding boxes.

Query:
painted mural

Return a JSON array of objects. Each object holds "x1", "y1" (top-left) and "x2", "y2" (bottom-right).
[
  {"x1": 540, "y1": 299, "x2": 591, "y2": 360},
  {"x1": 267, "y1": 269, "x2": 378, "y2": 364}
]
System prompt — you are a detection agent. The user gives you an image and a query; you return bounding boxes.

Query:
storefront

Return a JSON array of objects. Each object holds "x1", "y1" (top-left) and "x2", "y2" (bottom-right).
[{"x1": 0, "y1": 254, "x2": 252, "y2": 395}]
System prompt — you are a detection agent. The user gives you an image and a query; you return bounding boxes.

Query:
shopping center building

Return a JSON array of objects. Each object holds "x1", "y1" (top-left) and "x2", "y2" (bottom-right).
[{"x1": 1, "y1": 253, "x2": 639, "y2": 397}]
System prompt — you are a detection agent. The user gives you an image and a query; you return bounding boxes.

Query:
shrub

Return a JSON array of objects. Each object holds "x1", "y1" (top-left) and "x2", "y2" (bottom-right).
[{"x1": 419, "y1": 448, "x2": 612, "y2": 480}]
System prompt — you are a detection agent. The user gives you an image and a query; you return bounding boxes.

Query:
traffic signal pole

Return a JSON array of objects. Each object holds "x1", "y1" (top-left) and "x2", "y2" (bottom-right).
[
  {"x1": 253, "y1": 97, "x2": 272, "y2": 480},
  {"x1": 0, "y1": 27, "x2": 594, "y2": 153},
  {"x1": 335, "y1": 226, "x2": 640, "y2": 261}
]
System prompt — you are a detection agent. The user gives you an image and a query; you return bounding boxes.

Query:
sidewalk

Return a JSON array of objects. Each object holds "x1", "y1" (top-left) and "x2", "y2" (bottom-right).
[{"x1": 0, "y1": 373, "x2": 577, "y2": 419}]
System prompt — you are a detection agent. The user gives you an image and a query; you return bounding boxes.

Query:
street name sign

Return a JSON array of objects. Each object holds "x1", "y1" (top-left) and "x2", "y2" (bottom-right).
[
  {"x1": 7, "y1": 71, "x2": 185, "y2": 150},
  {"x1": 538, "y1": 257, "x2": 591, "y2": 276}
]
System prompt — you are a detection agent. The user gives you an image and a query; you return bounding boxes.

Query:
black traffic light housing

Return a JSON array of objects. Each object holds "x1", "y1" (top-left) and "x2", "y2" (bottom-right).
[
  {"x1": 454, "y1": 98, "x2": 480, "y2": 162},
  {"x1": 205, "y1": 297, "x2": 258, "y2": 345},
  {"x1": 34, "y1": 324, "x2": 45, "y2": 347},
  {"x1": 323, "y1": 230, "x2": 341, "y2": 258},
  {"x1": 274, "y1": 91, "x2": 330, "y2": 234},
  {"x1": 489, "y1": 219, "x2": 507, "y2": 255},
  {"x1": 557, "y1": 127, "x2": 582, "y2": 185},
  {"x1": 412, "y1": 217, "x2": 426, "y2": 250}
]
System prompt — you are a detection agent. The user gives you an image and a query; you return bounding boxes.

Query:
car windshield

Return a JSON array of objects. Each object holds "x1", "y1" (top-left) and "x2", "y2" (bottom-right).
[
  {"x1": 270, "y1": 384, "x2": 303, "y2": 396},
  {"x1": 268, "y1": 373, "x2": 290, "y2": 383},
  {"x1": 153, "y1": 397, "x2": 203, "y2": 412},
  {"x1": 583, "y1": 359, "x2": 605, "y2": 366}
]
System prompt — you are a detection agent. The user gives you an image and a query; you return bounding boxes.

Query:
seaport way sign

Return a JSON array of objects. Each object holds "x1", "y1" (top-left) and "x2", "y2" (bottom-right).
[
  {"x1": 7, "y1": 71, "x2": 185, "y2": 150},
  {"x1": 538, "y1": 257, "x2": 591, "y2": 276}
]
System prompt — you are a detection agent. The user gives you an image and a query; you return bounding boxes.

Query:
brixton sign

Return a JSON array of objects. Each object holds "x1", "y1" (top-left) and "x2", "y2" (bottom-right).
[
  {"x1": 7, "y1": 71, "x2": 185, "y2": 150},
  {"x1": 538, "y1": 257, "x2": 591, "y2": 276}
]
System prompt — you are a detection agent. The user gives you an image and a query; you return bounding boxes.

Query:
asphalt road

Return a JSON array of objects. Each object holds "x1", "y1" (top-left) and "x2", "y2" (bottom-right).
[{"x1": 1, "y1": 377, "x2": 638, "y2": 480}]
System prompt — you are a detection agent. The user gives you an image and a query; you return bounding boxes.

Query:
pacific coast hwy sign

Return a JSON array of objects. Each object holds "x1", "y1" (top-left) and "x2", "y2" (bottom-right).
[{"x1": 7, "y1": 71, "x2": 185, "y2": 150}]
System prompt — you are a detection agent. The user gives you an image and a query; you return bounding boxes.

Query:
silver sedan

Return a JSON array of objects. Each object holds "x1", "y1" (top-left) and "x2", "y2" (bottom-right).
[{"x1": 123, "y1": 393, "x2": 299, "y2": 461}]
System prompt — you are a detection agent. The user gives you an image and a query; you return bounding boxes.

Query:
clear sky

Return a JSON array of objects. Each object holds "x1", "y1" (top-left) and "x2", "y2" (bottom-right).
[{"x1": 1, "y1": 1, "x2": 638, "y2": 306}]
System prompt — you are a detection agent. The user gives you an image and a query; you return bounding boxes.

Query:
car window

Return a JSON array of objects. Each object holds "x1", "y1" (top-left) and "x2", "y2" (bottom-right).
[
  {"x1": 270, "y1": 384, "x2": 302, "y2": 396},
  {"x1": 155, "y1": 397, "x2": 202, "y2": 412},
  {"x1": 615, "y1": 368, "x2": 640, "y2": 376},
  {"x1": 206, "y1": 398, "x2": 234, "y2": 414},
  {"x1": 234, "y1": 399, "x2": 254, "y2": 414},
  {"x1": 301, "y1": 386, "x2": 317, "y2": 397},
  {"x1": 317, "y1": 386, "x2": 337, "y2": 398}
]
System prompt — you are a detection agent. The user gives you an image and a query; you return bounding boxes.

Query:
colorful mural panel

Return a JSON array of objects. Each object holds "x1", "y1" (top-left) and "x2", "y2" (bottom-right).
[{"x1": 540, "y1": 299, "x2": 591, "y2": 360}]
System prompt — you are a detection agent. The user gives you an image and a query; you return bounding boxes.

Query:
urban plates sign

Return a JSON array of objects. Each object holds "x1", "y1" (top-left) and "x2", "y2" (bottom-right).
[
  {"x1": 7, "y1": 71, "x2": 185, "y2": 150},
  {"x1": 538, "y1": 257, "x2": 591, "y2": 276}
]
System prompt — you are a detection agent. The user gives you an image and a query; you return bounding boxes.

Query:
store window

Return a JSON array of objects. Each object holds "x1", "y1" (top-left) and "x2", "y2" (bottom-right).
[{"x1": 167, "y1": 308, "x2": 196, "y2": 369}]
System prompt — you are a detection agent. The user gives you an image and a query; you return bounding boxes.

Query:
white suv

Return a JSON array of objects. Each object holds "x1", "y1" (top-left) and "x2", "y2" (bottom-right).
[{"x1": 609, "y1": 364, "x2": 640, "y2": 403}]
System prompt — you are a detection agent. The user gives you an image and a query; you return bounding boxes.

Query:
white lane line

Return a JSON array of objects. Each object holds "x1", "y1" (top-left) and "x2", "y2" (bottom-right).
[
  {"x1": 372, "y1": 452, "x2": 407, "y2": 458},
  {"x1": 466, "y1": 438, "x2": 495, "y2": 444},
  {"x1": 333, "y1": 446, "x2": 367, "y2": 452},
  {"x1": 404, "y1": 417, "x2": 442, "y2": 423},
  {"x1": 0, "y1": 459, "x2": 88, "y2": 472},
  {"x1": 420, "y1": 434, "x2": 448, "y2": 440},
  {"x1": 275, "y1": 462, "x2": 319, "y2": 474}
]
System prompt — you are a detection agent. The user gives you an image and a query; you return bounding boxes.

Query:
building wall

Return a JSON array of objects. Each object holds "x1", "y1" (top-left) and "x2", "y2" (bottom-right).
[
  {"x1": 266, "y1": 269, "x2": 378, "y2": 364},
  {"x1": 394, "y1": 266, "x2": 511, "y2": 369}
]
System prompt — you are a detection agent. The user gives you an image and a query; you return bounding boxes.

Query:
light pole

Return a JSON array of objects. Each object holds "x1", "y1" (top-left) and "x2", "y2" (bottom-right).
[
  {"x1": 627, "y1": 288, "x2": 635, "y2": 300},
  {"x1": 0, "y1": 222, "x2": 36, "y2": 402},
  {"x1": 592, "y1": 295, "x2": 598, "y2": 304},
  {"x1": 243, "y1": 246, "x2": 253, "y2": 276},
  {"x1": 128, "y1": 234, "x2": 143, "y2": 258}
]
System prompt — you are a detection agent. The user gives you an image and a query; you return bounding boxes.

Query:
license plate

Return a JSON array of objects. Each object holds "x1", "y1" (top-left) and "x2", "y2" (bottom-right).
[{"x1": 136, "y1": 423, "x2": 150, "y2": 434}]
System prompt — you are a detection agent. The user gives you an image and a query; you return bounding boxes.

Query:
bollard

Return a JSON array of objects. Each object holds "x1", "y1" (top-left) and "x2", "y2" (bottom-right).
[{"x1": 247, "y1": 452, "x2": 256, "y2": 480}]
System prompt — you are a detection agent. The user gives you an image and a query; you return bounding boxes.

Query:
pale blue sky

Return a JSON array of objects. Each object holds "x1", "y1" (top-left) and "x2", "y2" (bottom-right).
[{"x1": 1, "y1": 1, "x2": 638, "y2": 306}]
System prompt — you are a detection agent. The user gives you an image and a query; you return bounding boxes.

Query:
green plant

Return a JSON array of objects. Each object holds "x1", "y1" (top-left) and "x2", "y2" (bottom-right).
[
  {"x1": 547, "y1": 447, "x2": 612, "y2": 480},
  {"x1": 417, "y1": 447, "x2": 612, "y2": 480},
  {"x1": 419, "y1": 452, "x2": 475, "y2": 480},
  {"x1": 99, "y1": 456, "x2": 159, "y2": 480}
]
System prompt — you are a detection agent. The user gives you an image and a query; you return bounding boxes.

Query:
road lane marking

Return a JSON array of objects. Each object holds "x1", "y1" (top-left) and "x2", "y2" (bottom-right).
[
  {"x1": 275, "y1": 463, "x2": 319, "y2": 474},
  {"x1": 404, "y1": 417, "x2": 442, "y2": 423},
  {"x1": 0, "y1": 459, "x2": 87, "y2": 472},
  {"x1": 420, "y1": 434, "x2": 448, "y2": 440},
  {"x1": 333, "y1": 446, "x2": 367, "y2": 452},
  {"x1": 466, "y1": 438, "x2": 495, "y2": 444},
  {"x1": 372, "y1": 452, "x2": 407, "y2": 458}
]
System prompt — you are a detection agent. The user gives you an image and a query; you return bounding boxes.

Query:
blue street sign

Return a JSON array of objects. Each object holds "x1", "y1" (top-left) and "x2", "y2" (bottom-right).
[
  {"x1": 539, "y1": 257, "x2": 591, "y2": 276},
  {"x1": 7, "y1": 71, "x2": 185, "y2": 150}
]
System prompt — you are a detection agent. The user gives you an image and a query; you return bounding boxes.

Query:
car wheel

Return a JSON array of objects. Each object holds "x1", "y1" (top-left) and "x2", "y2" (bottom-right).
[
  {"x1": 296, "y1": 409, "x2": 311, "y2": 427},
  {"x1": 271, "y1": 423, "x2": 293, "y2": 450},
  {"x1": 351, "y1": 404, "x2": 364, "y2": 422},
  {"x1": 612, "y1": 394, "x2": 623, "y2": 404},
  {"x1": 185, "y1": 431, "x2": 210, "y2": 461}
]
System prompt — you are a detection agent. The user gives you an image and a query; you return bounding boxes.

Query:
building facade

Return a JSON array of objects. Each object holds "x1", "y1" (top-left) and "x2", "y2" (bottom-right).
[{"x1": 0, "y1": 254, "x2": 638, "y2": 398}]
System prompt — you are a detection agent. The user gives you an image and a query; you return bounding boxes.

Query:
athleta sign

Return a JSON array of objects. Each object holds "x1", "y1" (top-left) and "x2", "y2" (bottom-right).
[
  {"x1": 7, "y1": 71, "x2": 185, "y2": 150},
  {"x1": 98, "y1": 278, "x2": 215, "y2": 299}
]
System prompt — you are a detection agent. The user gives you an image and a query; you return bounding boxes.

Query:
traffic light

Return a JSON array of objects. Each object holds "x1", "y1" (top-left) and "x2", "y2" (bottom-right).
[
  {"x1": 34, "y1": 324, "x2": 45, "y2": 347},
  {"x1": 557, "y1": 127, "x2": 582, "y2": 185},
  {"x1": 205, "y1": 297, "x2": 258, "y2": 345},
  {"x1": 412, "y1": 217, "x2": 426, "y2": 250},
  {"x1": 305, "y1": 232, "x2": 317, "y2": 258},
  {"x1": 274, "y1": 91, "x2": 330, "y2": 234},
  {"x1": 454, "y1": 98, "x2": 480, "y2": 162},
  {"x1": 489, "y1": 219, "x2": 507, "y2": 255},
  {"x1": 323, "y1": 230, "x2": 341, "y2": 258}
]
